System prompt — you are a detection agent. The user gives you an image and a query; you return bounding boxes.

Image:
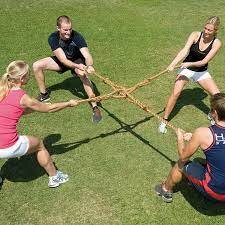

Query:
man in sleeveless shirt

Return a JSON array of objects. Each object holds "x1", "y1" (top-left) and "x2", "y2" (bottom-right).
[
  {"x1": 158, "y1": 16, "x2": 221, "y2": 133},
  {"x1": 155, "y1": 93, "x2": 225, "y2": 203},
  {"x1": 33, "y1": 15, "x2": 102, "y2": 123}
]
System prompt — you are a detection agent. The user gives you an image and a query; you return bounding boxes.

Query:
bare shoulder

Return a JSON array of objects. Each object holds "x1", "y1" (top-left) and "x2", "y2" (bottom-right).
[
  {"x1": 213, "y1": 38, "x2": 222, "y2": 47},
  {"x1": 194, "y1": 127, "x2": 212, "y2": 139},
  {"x1": 185, "y1": 31, "x2": 200, "y2": 44},
  {"x1": 192, "y1": 31, "x2": 201, "y2": 36},
  {"x1": 190, "y1": 31, "x2": 201, "y2": 41}
]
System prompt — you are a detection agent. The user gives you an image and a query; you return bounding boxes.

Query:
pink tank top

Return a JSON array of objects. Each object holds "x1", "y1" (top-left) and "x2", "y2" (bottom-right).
[{"x1": 0, "y1": 89, "x2": 26, "y2": 148}]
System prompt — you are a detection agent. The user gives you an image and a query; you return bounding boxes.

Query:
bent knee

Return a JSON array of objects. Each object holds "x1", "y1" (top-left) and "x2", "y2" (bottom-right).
[
  {"x1": 33, "y1": 61, "x2": 42, "y2": 72},
  {"x1": 36, "y1": 139, "x2": 46, "y2": 152},
  {"x1": 210, "y1": 88, "x2": 220, "y2": 96},
  {"x1": 89, "y1": 94, "x2": 96, "y2": 98},
  {"x1": 33, "y1": 60, "x2": 48, "y2": 72}
]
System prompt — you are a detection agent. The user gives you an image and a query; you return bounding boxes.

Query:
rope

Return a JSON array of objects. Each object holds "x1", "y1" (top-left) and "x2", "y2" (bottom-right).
[
  {"x1": 76, "y1": 89, "x2": 125, "y2": 105},
  {"x1": 125, "y1": 93, "x2": 178, "y2": 132},
  {"x1": 93, "y1": 71, "x2": 128, "y2": 98},
  {"x1": 127, "y1": 65, "x2": 181, "y2": 94},
  {"x1": 80, "y1": 65, "x2": 183, "y2": 133},
  {"x1": 93, "y1": 71, "x2": 125, "y2": 91}
]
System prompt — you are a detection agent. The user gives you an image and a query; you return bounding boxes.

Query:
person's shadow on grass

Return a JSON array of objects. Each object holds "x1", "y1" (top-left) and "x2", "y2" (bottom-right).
[
  {"x1": 0, "y1": 105, "x2": 175, "y2": 184},
  {"x1": 48, "y1": 76, "x2": 101, "y2": 100},
  {"x1": 172, "y1": 158, "x2": 225, "y2": 215},
  {"x1": 168, "y1": 87, "x2": 209, "y2": 121},
  {"x1": 0, "y1": 134, "x2": 91, "y2": 183}
]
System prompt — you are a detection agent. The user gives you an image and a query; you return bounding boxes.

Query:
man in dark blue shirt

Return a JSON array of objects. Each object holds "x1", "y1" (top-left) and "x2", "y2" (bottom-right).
[{"x1": 33, "y1": 15, "x2": 102, "y2": 123}]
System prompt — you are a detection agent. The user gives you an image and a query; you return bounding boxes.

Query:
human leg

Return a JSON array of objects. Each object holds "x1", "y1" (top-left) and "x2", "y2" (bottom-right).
[
  {"x1": 198, "y1": 78, "x2": 220, "y2": 95},
  {"x1": 78, "y1": 75, "x2": 102, "y2": 122},
  {"x1": 158, "y1": 75, "x2": 189, "y2": 133},
  {"x1": 163, "y1": 75, "x2": 189, "y2": 119},
  {"x1": 26, "y1": 136, "x2": 57, "y2": 176},
  {"x1": 155, "y1": 162, "x2": 183, "y2": 203},
  {"x1": 198, "y1": 78, "x2": 220, "y2": 124},
  {"x1": 74, "y1": 60, "x2": 102, "y2": 122},
  {"x1": 25, "y1": 136, "x2": 69, "y2": 187},
  {"x1": 33, "y1": 57, "x2": 62, "y2": 101}
]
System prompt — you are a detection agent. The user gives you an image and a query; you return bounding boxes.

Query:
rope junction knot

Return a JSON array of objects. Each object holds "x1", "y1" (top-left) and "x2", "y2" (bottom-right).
[{"x1": 78, "y1": 65, "x2": 182, "y2": 132}]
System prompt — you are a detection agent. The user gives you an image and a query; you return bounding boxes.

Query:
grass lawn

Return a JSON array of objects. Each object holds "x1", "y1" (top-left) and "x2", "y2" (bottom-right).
[{"x1": 1, "y1": 0, "x2": 225, "y2": 224}]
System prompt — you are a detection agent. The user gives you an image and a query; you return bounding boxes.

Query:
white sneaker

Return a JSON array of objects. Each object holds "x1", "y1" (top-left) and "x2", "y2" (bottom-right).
[
  {"x1": 158, "y1": 122, "x2": 167, "y2": 134},
  {"x1": 48, "y1": 170, "x2": 69, "y2": 188},
  {"x1": 207, "y1": 113, "x2": 215, "y2": 125}
]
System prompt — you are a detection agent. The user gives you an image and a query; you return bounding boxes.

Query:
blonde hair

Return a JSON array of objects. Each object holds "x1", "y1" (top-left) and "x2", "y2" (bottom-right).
[
  {"x1": 205, "y1": 16, "x2": 220, "y2": 35},
  {"x1": 0, "y1": 60, "x2": 29, "y2": 102}
]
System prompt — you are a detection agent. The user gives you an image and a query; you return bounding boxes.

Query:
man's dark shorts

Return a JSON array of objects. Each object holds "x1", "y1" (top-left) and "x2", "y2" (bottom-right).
[{"x1": 51, "y1": 56, "x2": 85, "y2": 75}]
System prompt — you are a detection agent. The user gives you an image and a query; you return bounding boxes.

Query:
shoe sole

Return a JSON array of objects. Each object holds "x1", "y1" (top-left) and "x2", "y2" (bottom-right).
[
  {"x1": 41, "y1": 98, "x2": 51, "y2": 102},
  {"x1": 48, "y1": 183, "x2": 60, "y2": 188}
]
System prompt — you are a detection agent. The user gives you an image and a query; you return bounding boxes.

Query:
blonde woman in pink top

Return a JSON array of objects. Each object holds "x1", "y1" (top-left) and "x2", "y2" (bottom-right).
[{"x1": 0, "y1": 60, "x2": 78, "y2": 188}]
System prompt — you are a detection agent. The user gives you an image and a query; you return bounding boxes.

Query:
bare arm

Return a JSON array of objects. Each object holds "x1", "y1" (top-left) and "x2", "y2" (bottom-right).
[
  {"x1": 167, "y1": 32, "x2": 199, "y2": 71},
  {"x1": 181, "y1": 39, "x2": 222, "y2": 68},
  {"x1": 176, "y1": 128, "x2": 203, "y2": 162},
  {"x1": 80, "y1": 47, "x2": 95, "y2": 74},
  {"x1": 53, "y1": 48, "x2": 86, "y2": 71},
  {"x1": 20, "y1": 94, "x2": 78, "y2": 113}
]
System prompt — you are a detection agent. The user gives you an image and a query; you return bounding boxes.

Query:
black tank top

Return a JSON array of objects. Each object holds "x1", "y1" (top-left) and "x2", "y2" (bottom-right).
[{"x1": 183, "y1": 32, "x2": 216, "y2": 72}]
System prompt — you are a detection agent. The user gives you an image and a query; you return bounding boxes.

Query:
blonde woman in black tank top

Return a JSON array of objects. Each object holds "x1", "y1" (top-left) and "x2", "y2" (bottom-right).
[{"x1": 159, "y1": 16, "x2": 221, "y2": 134}]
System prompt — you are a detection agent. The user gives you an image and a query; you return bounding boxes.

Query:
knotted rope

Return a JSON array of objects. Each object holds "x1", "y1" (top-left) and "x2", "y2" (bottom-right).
[
  {"x1": 74, "y1": 67, "x2": 182, "y2": 132},
  {"x1": 92, "y1": 70, "x2": 178, "y2": 132}
]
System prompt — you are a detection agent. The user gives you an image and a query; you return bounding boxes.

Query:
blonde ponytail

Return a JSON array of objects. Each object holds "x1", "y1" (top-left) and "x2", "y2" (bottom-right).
[{"x1": 0, "y1": 73, "x2": 11, "y2": 102}]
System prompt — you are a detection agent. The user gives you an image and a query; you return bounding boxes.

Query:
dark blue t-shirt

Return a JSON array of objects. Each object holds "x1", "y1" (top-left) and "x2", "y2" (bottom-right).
[{"x1": 48, "y1": 30, "x2": 87, "y2": 61}]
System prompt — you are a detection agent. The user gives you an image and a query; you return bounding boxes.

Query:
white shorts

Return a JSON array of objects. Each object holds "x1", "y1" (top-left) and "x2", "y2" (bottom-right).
[
  {"x1": 0, "y1": 136, "x2": 29, "y2": 159},
  {"x1": 178, "y1": 68, "x2": 212, "y2": 83}
]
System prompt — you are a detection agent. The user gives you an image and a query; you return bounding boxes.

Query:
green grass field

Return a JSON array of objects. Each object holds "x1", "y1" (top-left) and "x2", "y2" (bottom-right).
[{"x1": 1, "y1": 0, "x2": 225, "y2": 224}]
